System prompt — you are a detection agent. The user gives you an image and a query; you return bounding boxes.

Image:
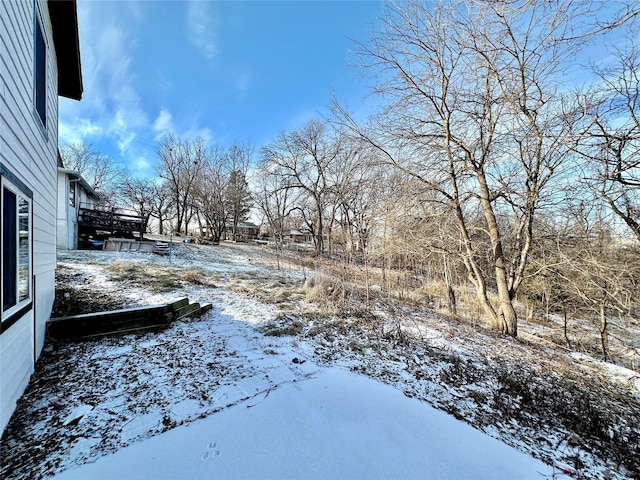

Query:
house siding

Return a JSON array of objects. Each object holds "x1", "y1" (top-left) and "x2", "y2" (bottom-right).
[
  {"x1": 56, "y1": 172, "x2": 83, "y2": 249},
  {"x1": 1, "y1": 0, "x2": 59, "y2": 432},
  {"x1": 56, "y1": 171, "x2": 101, "y2": 250},
  {"x1": 56, "y1": 173, "x2": 70, "y2": 248}
]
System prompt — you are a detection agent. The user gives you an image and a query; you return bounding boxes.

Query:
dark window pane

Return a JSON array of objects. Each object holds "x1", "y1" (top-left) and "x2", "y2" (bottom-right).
[
  {"x1": 3, "y1": 188, "x2": 17, "y2": 311},
  {"x1": 35, "y1": 19, "x2": 46, "y2": 126}
]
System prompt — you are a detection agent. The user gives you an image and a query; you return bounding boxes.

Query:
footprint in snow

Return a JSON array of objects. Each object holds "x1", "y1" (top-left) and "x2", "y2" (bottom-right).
[{"x1": 201, "y1": 441, "x2": 220, "y2": 460}]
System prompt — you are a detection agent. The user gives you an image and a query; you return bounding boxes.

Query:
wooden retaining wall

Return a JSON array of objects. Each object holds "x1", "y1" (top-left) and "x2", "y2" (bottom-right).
[{"x1": 47, "y1": 298, "x2": 212, "y2": 341}]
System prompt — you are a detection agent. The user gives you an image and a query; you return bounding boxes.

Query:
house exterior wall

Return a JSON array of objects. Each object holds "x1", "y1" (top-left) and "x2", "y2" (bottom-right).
[
  {"x1": 56, "y1": 172, "x2": 72, "y2": 249},
  {"x1": 78, "y1": 182, "x2": 98, "y2": 210},
  {"x1": 56, "y1": 171, "x2": 99, "y2": 249},
  {"x1": 1, "y1": 0, "x2": 60, "y2": 432}
]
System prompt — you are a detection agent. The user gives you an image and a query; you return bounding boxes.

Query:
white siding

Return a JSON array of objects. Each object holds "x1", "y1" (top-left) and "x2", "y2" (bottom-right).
[
  {"x1": 56, "y1": 172, "x2": 72, "y2": 249},
  {"x1": 1, "y1": 0, "x2": 59, "y2": 432}
]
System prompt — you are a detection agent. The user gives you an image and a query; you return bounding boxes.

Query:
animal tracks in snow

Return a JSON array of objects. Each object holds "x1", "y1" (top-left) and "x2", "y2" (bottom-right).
[{"x1": 201, "y1": 441, "x2": 220, "y2": 461}]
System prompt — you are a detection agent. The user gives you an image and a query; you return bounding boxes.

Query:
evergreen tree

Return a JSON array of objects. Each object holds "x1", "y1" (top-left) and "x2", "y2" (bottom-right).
[{"x1": 226, "y1": 169, "x2": 252, "y2": 240}]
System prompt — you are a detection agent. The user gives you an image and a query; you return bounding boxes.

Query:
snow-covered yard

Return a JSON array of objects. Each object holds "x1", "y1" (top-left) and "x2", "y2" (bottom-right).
[{"x1": 1, "y1": 243, "x2": 638, "y2": 479}]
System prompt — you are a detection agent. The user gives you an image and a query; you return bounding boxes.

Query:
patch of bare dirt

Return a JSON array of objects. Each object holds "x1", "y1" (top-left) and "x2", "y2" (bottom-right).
[{"x1": 52, "y1": 266, "x2": 134, "y2": 317}]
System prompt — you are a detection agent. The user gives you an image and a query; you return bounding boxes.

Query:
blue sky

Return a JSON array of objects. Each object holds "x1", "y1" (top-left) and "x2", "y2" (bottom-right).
[{"x1": 59, "y1": 1, "x2": 384, "y2": 178}]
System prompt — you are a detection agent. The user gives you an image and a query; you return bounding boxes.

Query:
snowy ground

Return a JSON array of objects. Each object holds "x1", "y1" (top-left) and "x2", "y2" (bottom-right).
[
  {"x1": 1, "y1": 242, "x2": 639, "y2": 479},
  {"x1": 51, "y1": 369, "x2": 549, "y2": 480}
]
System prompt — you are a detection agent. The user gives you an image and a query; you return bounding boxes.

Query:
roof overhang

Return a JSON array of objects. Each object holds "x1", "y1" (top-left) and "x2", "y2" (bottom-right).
[
  {"x1": 58, "y1": 168, "x2": 99, "y2": 199},
  {"x1": 48, "y1": 0, "x2": 83, "y2": 100}
]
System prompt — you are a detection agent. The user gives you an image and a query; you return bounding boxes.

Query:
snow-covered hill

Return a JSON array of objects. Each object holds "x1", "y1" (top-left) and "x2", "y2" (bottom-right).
[{"x1": 1, "y1": 243, "x2": 637, "y2": 479}]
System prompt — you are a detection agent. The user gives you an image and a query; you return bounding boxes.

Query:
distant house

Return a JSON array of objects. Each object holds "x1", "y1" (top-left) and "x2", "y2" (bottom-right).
[
  {"x1": 1, "y1": 0, "x2": 82, "y2": 432},
  {"x1": 225, "y1": 221, "x2": 259, "y2": 242},
  {"x1": 290, "y1": 229, "x2": 313, "y2": 244},
  {"x1": 56, "y1": 164, "x2": 100, "y2": 250}
]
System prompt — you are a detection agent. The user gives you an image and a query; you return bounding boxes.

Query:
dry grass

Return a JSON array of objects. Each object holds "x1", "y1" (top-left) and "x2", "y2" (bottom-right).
[
  {"x1": 284, "y1": 250, "x2": 640, "y2": 372},
  {"x1": 224, "y1": 273, "x2": 305, "y2": 308},
  {"x1": 297, "y1": 256, "x2": 445, "y2": 311},
  {"x1": 303, "y1": 273, "x2": 370, "y2": 314},
  {"x1": 259, "y1": 312, "x2": 307, "y2": 336},
  {"x1": 106, "y1": 262, "x2": 216, "y2": 293}
]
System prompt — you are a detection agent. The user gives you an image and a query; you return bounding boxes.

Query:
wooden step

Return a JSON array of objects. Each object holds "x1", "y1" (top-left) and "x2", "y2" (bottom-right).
[
  {"x1": 174, "y1": 301, "x2": 214, "y2": 320},
  {"x1": 174, "y1": 302, "x2": 203, "y2": 319},
  {"x1": 153, "y1": 241, "x2": 170, "y2": 255}
]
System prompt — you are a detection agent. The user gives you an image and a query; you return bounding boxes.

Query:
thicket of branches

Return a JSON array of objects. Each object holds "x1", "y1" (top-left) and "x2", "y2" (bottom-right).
[{"x1": 255, "y1": 0, "x2": 639, "y2": 360}]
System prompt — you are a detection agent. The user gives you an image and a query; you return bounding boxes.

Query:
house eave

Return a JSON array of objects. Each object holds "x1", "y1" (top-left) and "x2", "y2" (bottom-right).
[
  {"x1": 48, "y1": 0, "x2": 83, "y2": 100},
  {"x1": 58, "y1": 168, "x2": 99, "y2": 199}
]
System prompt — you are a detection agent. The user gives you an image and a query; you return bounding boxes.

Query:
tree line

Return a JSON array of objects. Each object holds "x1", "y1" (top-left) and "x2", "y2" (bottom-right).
[
  {"x1": 61, "y1": 135, "x2": 253, "y2": 243},
  {"x1": 61, "y1": 0, "x2": 639, "y2": 353}
]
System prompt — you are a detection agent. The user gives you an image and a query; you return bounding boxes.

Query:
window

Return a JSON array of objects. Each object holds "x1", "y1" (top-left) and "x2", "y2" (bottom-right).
[
  {"x1": 1, "y1": 176, "x2": 32, "y2": 330},
  {"x1": 69, "y1": 180, "x2": 76, "y2": 207},
  {"x1": 35, "y1": 17, "x2": 46, "y2": 127}
]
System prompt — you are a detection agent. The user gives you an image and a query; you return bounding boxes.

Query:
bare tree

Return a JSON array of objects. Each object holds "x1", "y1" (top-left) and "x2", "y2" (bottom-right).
[
  {"x1": 254, "y1": 160, "x2": 300, "y2": 250},
  {"x1": 121, "y1": 176, "x2": 155, "y2": 233},
  {"x1": 261, "y1": 120, "x2": 341, "y2": 255},
  {"x1": 191, "y1": 145, "x2": 229, "y2": 243},
  {"x1": 579, "y1": 43, "x2": 640, "y2": 241},
  {"x1": 526, "y1": 206, "x2": 640, "y2": 362},
  {"x1": 156, "y1": 134, "x2": 206, "y2": 235},
  {"x1": 60, "y1": 142, "x2": 125, "y2": 195},
  {"x1": 149, "y1": 181, "x2": 174, "y2": 235},
  {"x1": 333, "y1": 0, "x2": 610, "y2": 336},
  {"x1": 330, "y1": 138, "x2": 384, "y2": 256}
]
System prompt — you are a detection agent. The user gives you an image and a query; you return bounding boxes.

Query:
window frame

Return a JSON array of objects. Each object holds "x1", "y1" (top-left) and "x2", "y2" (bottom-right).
[{"x1": 1, "y1": 173, "x2": 33, "y2": 333}]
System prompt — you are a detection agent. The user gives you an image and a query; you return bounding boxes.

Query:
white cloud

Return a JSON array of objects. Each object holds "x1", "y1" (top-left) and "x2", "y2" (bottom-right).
[
  {"x1": 152, "y1": 109, "x2": 174, "y2": 139},
  {"x1": 107, "y1": 109, "x2": 140, "y2": 155},
  {"x1": 59, "y1": 2, "x2": 147, "y2": 156},
  {"x1": 152, "y1": 108, "x2": 215, "y2": 145},
  {"x1": 184, "y1": 126, "x2": 214, "y2": 144},
  {"x1": 134, "y1": 157, "x2": 152, "y2": 171},
  {"x1": 187, "y1": 1, "x2": 219, "y2": 61},
  {"x1": 58, "y1": 114, "x2": 103, "y2": 145},
  {"x1": 117, "y1": 132, "x2": 136, "y2": 156}
]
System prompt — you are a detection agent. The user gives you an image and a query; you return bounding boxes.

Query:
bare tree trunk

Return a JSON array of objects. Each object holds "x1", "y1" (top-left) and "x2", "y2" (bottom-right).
[
  {"x1": 196, "y1": 211, "x2": 205, "y2": 238},
  {"x1": 443, "y1": 255, "x2": 457, "y2": 316},
  {"x1": 477, "y1": 168, "x2": 518, "y2": 336},
  {"x1": 498, "y1": 300, "x2": 518, "y2": 337},
  {"x1": 364, "y1": 247, "x2": 371, "y2": 307},
  {"x1": 315, "y1": 208, "x2": 324, "y2": 256},
  {"x1": 599, "y1": 301, "x2": 609, "y2": 362}
]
